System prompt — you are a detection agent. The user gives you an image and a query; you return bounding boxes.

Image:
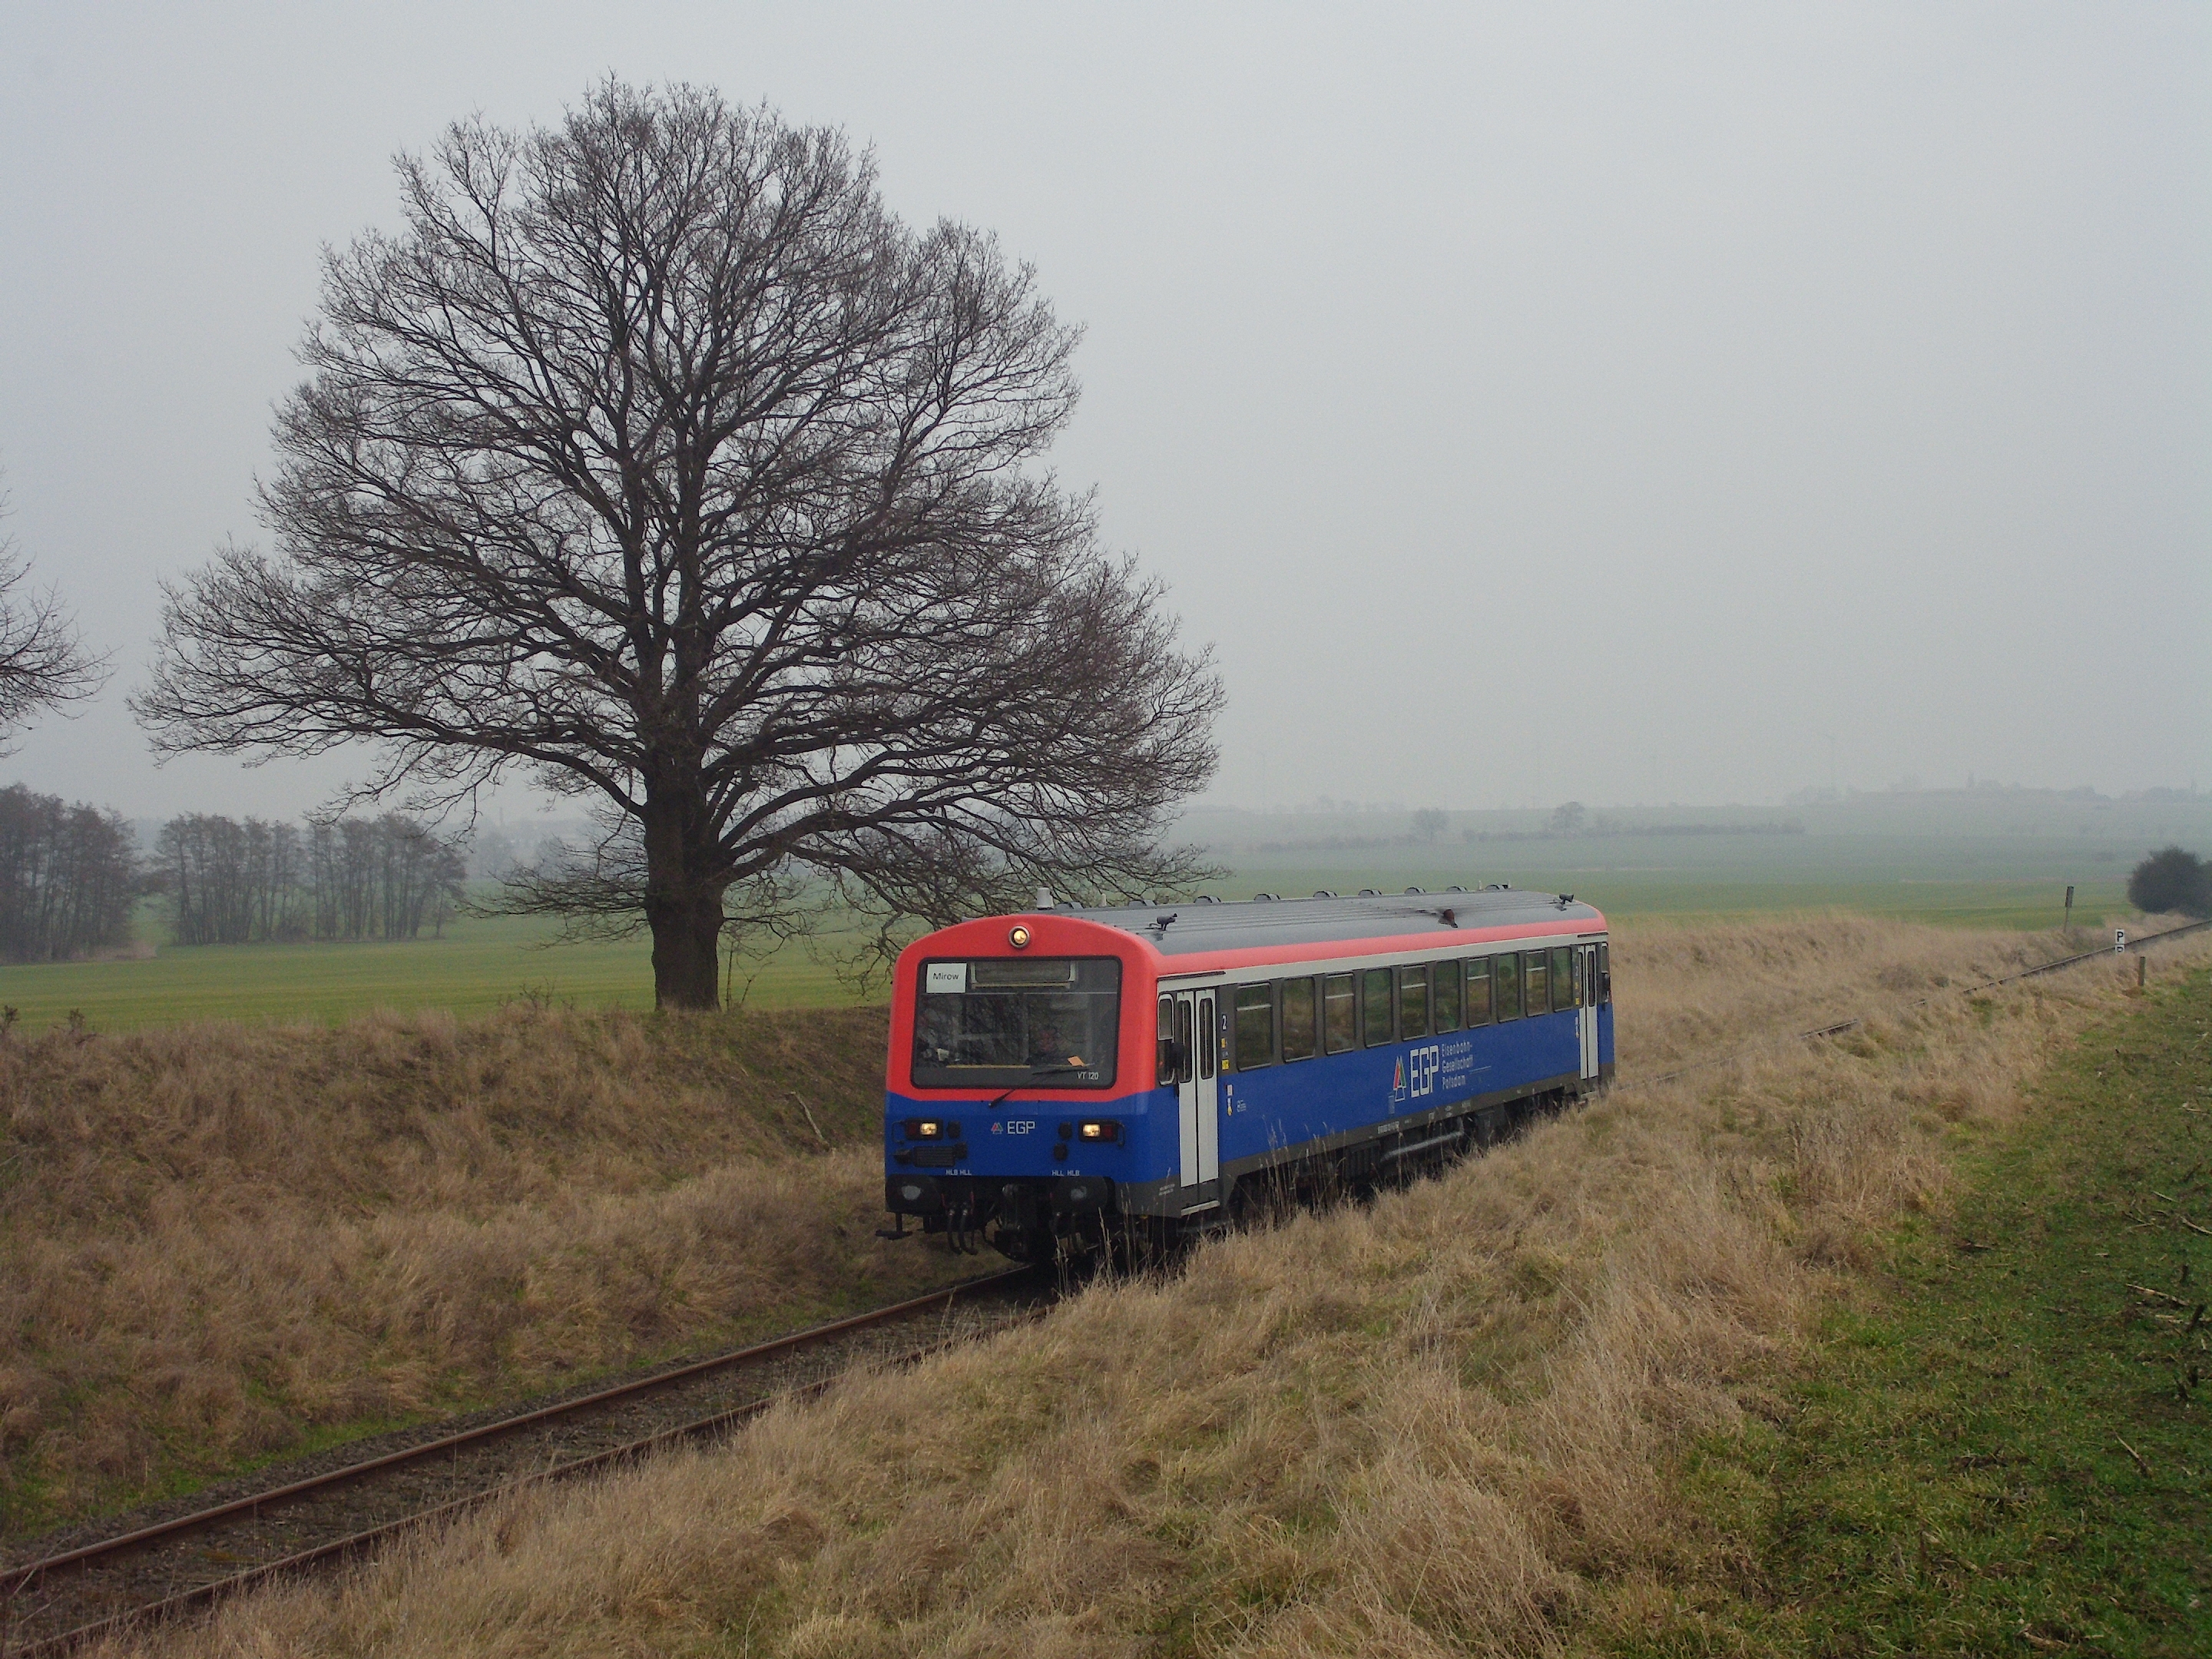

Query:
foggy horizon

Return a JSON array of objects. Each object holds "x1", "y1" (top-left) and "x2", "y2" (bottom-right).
[{"x1": 2, "y1": 2, "x2": 2205, "y2": 823}]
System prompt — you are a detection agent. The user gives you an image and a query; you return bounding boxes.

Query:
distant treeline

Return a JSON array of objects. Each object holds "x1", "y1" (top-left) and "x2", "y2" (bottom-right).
[
  {"x1": 158, "y1": 813, "x2": 467, "y2": 944},
  {"x1": 1462, "y1": 820, "x2": 1806, "y2": 844},
  {"x1": 1250, "y1": 820, "x2": 1807, "y2": 855},
  {"x1": 0, "y1": 784, "x2": 141, "y2": 962}
]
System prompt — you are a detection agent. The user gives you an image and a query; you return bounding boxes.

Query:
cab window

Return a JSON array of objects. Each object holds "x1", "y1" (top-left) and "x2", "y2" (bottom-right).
[{"x1": 913, "y1": 955, "x2": 1121, "y2": 1089}]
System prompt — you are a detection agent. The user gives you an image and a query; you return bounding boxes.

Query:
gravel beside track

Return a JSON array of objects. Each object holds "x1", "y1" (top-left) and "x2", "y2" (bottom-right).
[{"x1": 0, "y1": 1266, "x2": 1053, "y2": 1654}]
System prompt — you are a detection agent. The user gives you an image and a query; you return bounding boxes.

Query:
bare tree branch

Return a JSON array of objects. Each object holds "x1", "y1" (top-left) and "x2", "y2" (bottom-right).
[
  {"x1": 0, "y1": 478, "x2": 109, "y2": 752},
  {"x1": 133, "y1": 83, "x2": 1220, "y2": 1008}
]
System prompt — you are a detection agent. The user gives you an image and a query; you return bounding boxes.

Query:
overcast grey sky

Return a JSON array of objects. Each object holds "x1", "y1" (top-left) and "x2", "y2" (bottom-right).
[{"x1": 1, "y1": 2, "x2": 2204, "y2": 820}]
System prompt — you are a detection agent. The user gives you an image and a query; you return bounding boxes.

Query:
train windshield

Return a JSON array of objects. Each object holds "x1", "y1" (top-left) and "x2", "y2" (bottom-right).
[{"x1": 910, "y1": 957, "x2": 1121, "y2": 1090}]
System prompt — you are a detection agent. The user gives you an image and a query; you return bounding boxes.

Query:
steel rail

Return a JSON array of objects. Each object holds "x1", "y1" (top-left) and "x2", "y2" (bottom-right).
[
  {"x1": 1, "y1": 1265, "x2": 1035, "y2": 1614},
  {"x1": 8, "y1": 1298, "x2": 1055, "y2": 1659}
]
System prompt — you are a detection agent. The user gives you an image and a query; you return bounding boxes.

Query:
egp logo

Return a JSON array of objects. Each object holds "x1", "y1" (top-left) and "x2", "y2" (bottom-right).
[{"x1": 1407, "y1": 1045, "x2": 1442, "y2": 1099}]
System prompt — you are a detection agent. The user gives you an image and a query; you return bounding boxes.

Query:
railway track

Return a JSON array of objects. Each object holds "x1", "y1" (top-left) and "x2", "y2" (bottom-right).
[{"x1": 0, "y1": 1266, "x2": 1050, "y2": 1656}]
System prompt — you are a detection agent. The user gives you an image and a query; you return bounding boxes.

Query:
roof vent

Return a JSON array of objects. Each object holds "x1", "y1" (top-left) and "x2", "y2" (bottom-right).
[
  {"x1": 1358, "y1": 888, "x2": 1381, "y2": 897},
  {"x1": 1312, "y1": 889, "x2": 1337, "y2": 899},
  {"x1": 1253, "y1": 892, "x2": 1280, "y2": 902},
  {"x1": 1405, "y1": 886, "x2": 1424, "y2": 896},
  {"x1": 1195, "y1": 893, "x2": 1219, "y2": 904},
  {"x1": 1445, "y1": 885, "x2": 1467, "y2": 893}
]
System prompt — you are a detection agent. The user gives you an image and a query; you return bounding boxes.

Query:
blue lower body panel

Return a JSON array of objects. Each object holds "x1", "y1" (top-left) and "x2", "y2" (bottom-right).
[{"x1": 883, "y1": 1006, "x2": 1611, "y2": 1240}]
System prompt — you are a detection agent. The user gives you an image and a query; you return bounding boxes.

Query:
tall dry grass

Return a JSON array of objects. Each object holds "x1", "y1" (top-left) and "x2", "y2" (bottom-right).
[
  {"x1": 0, "y1": 1002, "x2": 965, "y2": 1539},
  {"x1": 101, "y1": 916, "x2": 2210, "y2": 1658}
]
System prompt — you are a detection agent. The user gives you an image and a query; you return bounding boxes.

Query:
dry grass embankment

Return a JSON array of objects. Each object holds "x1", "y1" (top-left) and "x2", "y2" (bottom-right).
[
  {"x1": 0, "y1": 1001, "x2": 966, "y2": 1540},
  {"x1": 103, "y1": 915, "x2": 2210, "y2": 1657}
]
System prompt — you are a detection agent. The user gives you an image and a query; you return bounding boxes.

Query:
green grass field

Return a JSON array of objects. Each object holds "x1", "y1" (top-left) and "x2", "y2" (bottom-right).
[
  {"x1": 0, "y1": 909, "x2": 864, "y2": 1032},
  {"x1": 0, "y1": 826, "x2": 2164, "y2": 1031},
  {"x1": 1214, "y1": 825, "x2": 2143, "y2": 931},
  {"x1": 1631, "y1": 965, "x2": 2212, "y2": 1656}
]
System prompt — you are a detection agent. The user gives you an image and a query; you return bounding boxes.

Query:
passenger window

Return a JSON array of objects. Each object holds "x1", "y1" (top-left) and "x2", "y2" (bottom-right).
[
  {"x1": 1281, "y1": 977, "x2": 1318, "y2": 1061},
  {"x1": 1463, "y1": 959, "x2": 1492, "y2": 1025},
  {"x1": 1553, "y1": 946, "x2": 1578, "y2": 1008},
  {"x1": 1233, "y1": 982, "x2": 1276, "y2": 1069},
  {"x1": 1156, "y1": 995, "x2": 1175, "y2": 1084},
  {"x1": 1323, "y1": 973, "x2": 1358, "y2": 1053},
  {"x1": 1524, "y1": 950, "x2": 1549, "y2": 1015},
  {"x1": 1493, "y1": 953, "x2": 1522, "y2": 1022},
  {"x1": 1398, "y1": 964, "x2": 1429, "y2": 1038},
  {"x1": 1432, "y1": 959, "x2": 1462, "y2": 1031},
  {"x1": 1362, "y1": 968, "x2": 1394, "y2": 1046},
  {"x1": 1598, "y1": 942, "x2": 1611, "y2": 1004},
  {"x1": 1199, "y1": 995, "x2": 1217, "y2": 1078}
]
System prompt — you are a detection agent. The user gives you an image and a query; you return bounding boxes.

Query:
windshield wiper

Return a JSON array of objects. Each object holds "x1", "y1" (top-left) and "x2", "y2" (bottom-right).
[{"x1": 990, "y1": 1063, "x2": 1082, "y2": 1108}]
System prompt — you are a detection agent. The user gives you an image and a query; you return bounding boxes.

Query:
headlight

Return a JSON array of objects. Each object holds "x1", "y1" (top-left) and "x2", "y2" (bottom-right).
[
  {"x1": 901, "y1": 1119, "x2": 959, "y2": 1141},
  {"x1": 1076, "y1": 1120, "x2": 1122, "y2": 1144}
]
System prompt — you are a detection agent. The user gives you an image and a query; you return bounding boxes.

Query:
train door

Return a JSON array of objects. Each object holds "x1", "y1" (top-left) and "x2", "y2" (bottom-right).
[
  {"x1": 1576, "y1": 945, "x2": 1601, "y2": 1081},
  {"x1": 1164, "y1": 989, "x2": 1220, "y2": 1187},
  {"x1": 1196, "y1": 991, "x2": 1219, "y2": 1186}
]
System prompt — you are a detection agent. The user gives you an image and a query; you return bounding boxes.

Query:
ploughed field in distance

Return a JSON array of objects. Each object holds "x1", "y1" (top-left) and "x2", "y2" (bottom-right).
[{"x1": 15, "y1": 912, "x2": 2203, "y2": 1656}]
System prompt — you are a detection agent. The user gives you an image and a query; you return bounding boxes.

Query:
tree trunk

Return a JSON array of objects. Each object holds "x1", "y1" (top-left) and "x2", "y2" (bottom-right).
[
  {"x1": 647, "y1": 883, "x2": 725, "y2": 1010},
  {"x1": 641, "y1": 796, "x2": 728, "y2": 1011}
]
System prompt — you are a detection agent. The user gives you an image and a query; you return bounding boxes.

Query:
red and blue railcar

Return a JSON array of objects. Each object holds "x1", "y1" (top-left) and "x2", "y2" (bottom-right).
[{"x1": 882, "y1": 889, "x2": 1611, "y2": 1260}]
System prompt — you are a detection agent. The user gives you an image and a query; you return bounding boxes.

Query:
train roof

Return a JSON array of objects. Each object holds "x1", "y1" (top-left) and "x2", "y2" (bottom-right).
[{"x1": 1036, "y1": 889, "x2": 1605, "y2": 958}]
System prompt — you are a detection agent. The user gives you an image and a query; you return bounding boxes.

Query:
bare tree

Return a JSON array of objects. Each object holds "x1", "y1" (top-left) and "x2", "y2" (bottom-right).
[
  {"x1": 134, "y1": 83, "x2": 1218, "y2": 1008},
  {"x1": 160, "y1": 810, "x2": 465, "y2": 943},
  {"x1": 0, "y1": 785, "x2": 138, "y2": 961},
  {"x1": 0, "y1": 477, "x2": 107, "y2": 750}
]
